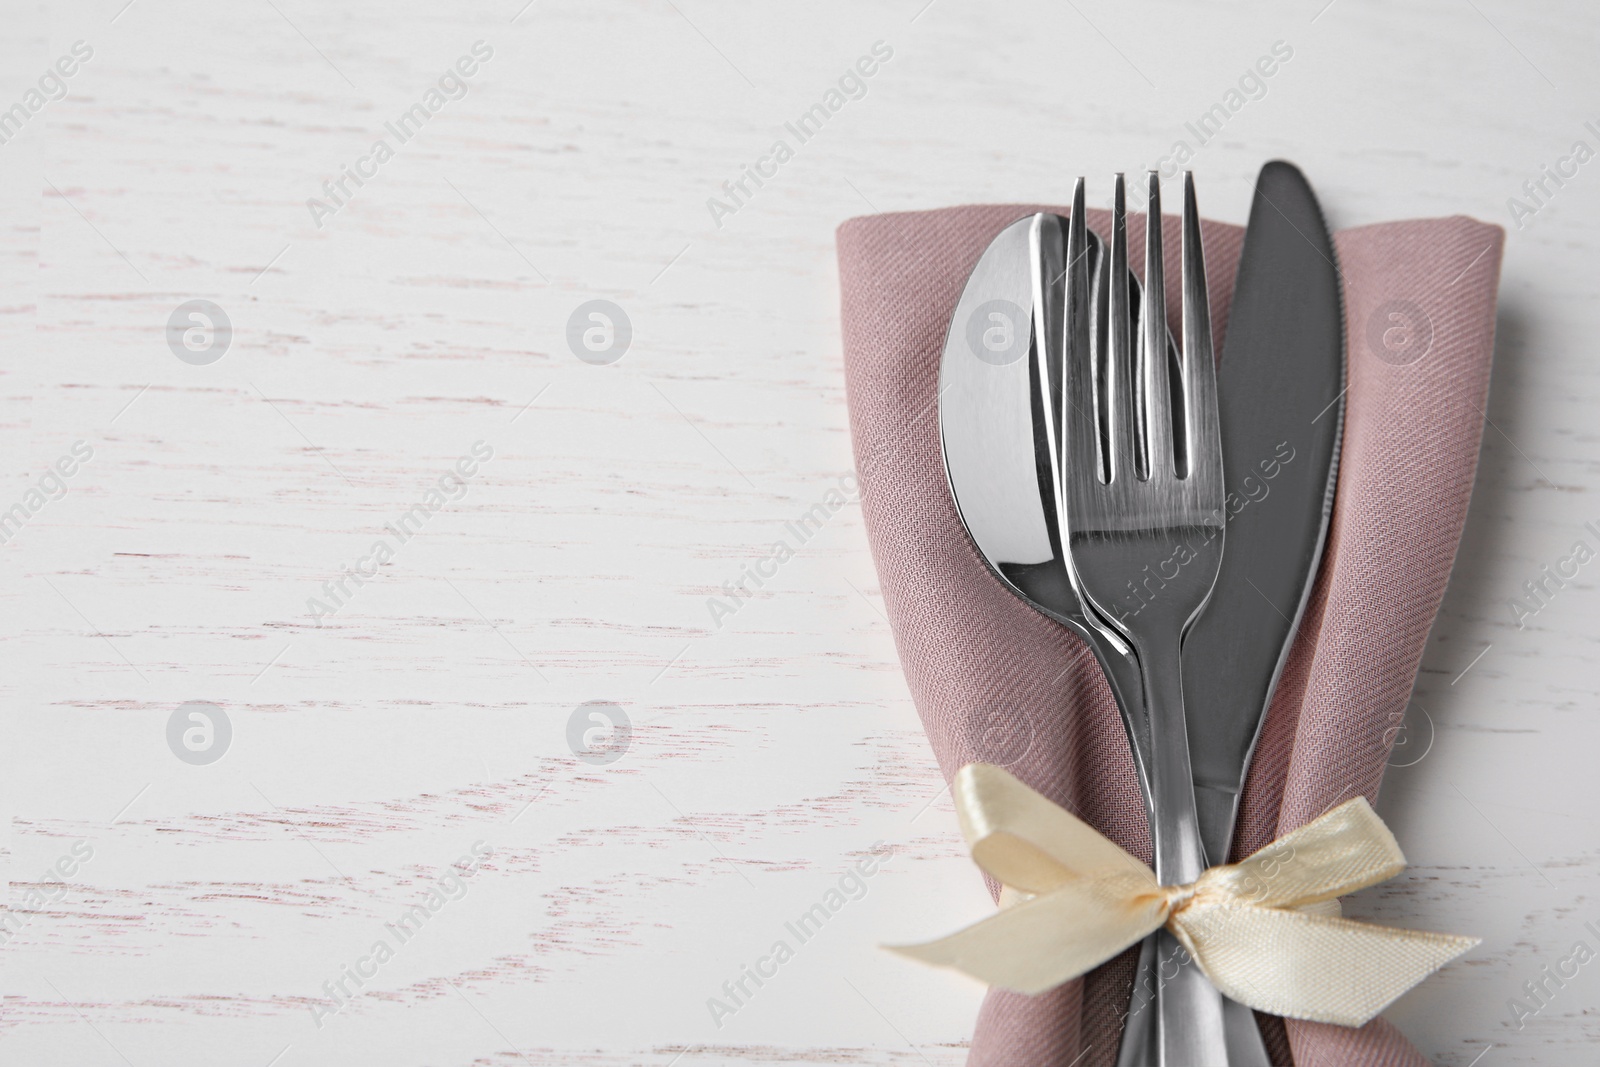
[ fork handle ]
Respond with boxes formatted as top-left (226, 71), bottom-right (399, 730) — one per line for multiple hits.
top-left (1119, 945), bottom-right (1273, 1067)
top-left (1139, 629), bottom-right (1206, 884)
top-left (1136, 628), bottom-right (1229, 1066)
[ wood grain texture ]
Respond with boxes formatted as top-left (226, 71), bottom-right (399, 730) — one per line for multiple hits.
top-left (2, 0), bottom-right (1597, 1063)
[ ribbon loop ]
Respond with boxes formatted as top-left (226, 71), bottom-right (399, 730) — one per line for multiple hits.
top-left (1198, 795), bottom-right (1406, 911)
top-left (890, 765), bottom-right (1478, 1028)
top-left (957, 763), bottom-right (1157, 896)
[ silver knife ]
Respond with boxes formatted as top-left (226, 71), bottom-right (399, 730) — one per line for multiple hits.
top-left (1116, 161), bottom-right (1346, 1066)
top-left (1186, 159), bottom-right (1345, 877)
top-left (1192, 160), bottom-right (1346, 1064)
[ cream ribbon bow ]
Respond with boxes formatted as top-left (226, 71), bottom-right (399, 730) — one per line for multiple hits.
top-left (890, 764), bottom-right (1478, 1027)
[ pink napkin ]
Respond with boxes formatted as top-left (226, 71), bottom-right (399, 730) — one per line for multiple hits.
top-left (838, 202), bottom-right (1502, 1066)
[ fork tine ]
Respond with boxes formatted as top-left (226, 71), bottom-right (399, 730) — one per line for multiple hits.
top-left (1063, 179), bottom-right (1103, 489)
top-left (1106, 173), bottom-right (1136, 485)
top-left (1030, 212), bottom-right (1067, 533)
top-left (1140, 171), bottom-right (1174, 482)
top-left (1181, 170), bottom-right (1221, 488)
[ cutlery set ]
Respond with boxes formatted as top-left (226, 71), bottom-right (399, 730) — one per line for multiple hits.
top-left (939, 162), bottom-right (1345, 1066)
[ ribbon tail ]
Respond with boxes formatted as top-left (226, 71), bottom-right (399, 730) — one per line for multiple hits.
top-left (1174, 903), bottom-right (1479, 1027)
top-left (887, 876), bottom-right (1164, 996)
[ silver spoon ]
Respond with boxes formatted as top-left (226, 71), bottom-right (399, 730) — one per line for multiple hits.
top-left (939, 210), bottom-right (1152, 798)
top-left (939, 210), bottom-right (1173, 1062)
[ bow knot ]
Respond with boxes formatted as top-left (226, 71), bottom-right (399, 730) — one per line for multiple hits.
top-left (1160, 883), bottom-right (1198, 915)
top-left (890, 764), bottom-right (1478, 1028)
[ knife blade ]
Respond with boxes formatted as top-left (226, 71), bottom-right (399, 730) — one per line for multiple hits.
top-left (1116, 161), bottom-right (1347, 1067)
top-left (1183, 160), bottom-right (1345, 870)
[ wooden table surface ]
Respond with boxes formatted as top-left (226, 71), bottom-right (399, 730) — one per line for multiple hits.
top-left (4, 1), bottom-right (1598, 1063)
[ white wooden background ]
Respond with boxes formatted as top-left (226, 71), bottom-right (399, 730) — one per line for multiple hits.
top-left (3, 0), bottom-right (1597, 1064)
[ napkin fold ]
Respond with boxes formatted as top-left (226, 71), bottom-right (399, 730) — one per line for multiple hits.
top-left (837, 202), bottom-right (1502, 1067)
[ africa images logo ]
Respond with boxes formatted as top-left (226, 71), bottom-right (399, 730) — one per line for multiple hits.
top-left (306, 441), bottom-right (494, 624)
top-left (705, 41), bottom-right (893, 229)
top-left (305, 41), bottom-right (494, 229)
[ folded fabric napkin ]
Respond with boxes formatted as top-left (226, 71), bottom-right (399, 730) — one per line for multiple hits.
top-left (837, 202), bottom-right (1503, 1066)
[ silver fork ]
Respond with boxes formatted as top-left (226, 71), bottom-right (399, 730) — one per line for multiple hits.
top-left (1060, 171), bottom-right (1229, 1066)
